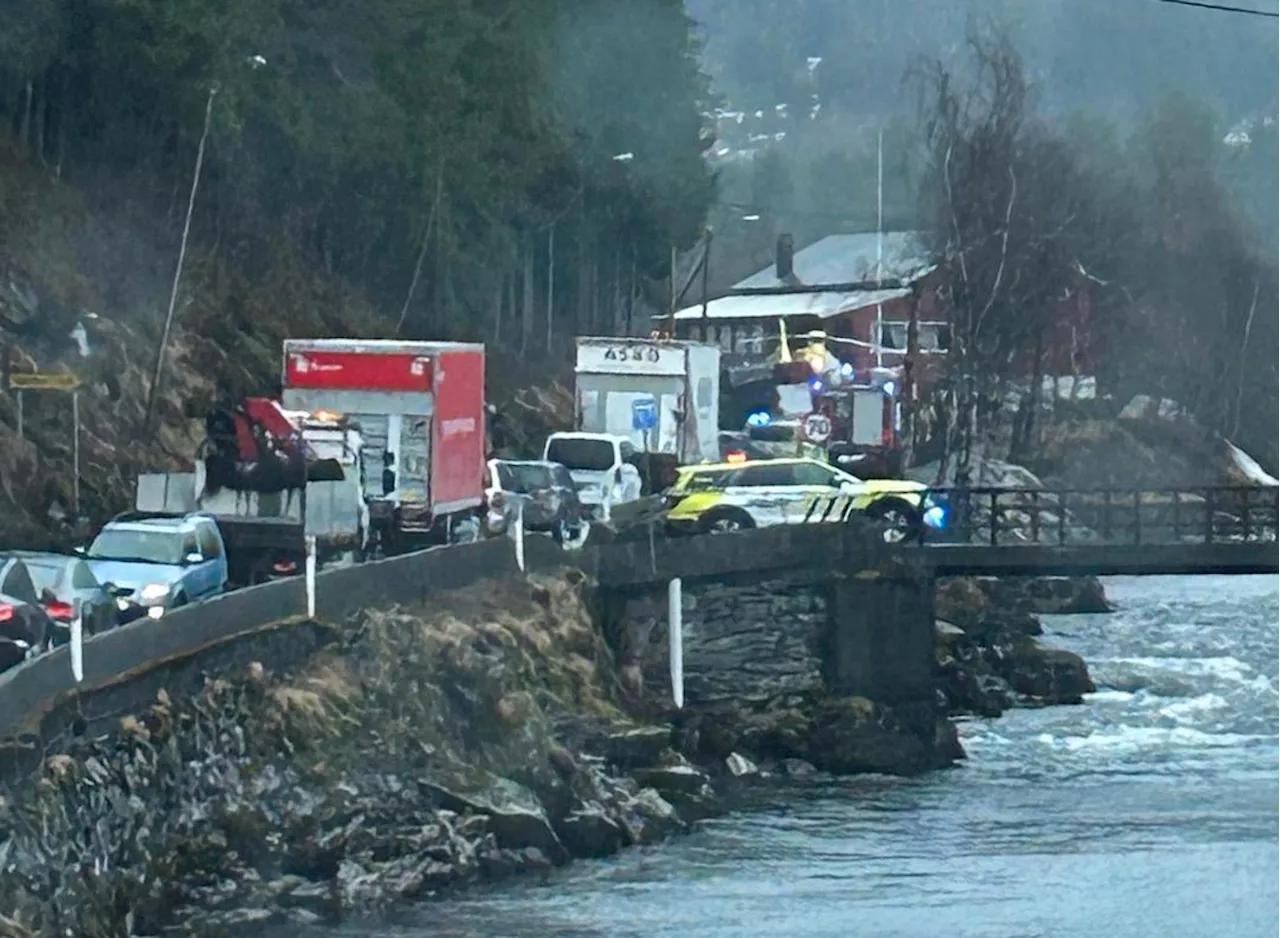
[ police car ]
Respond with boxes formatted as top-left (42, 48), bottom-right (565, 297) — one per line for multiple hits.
top-left (663, 457), bottom-right (946, 543)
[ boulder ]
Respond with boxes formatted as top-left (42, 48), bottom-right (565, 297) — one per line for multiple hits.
top-left (975, 576), bottom-right (1112, 615)
top-left (807, 697), bottom-right (955, 776)
top-left (725, 752), bottom-right (759, 777)
top-left (1003, 641), bottom-right (1095, 704)
top-left (554, 802), bottom-right (627, 859)
top-left (594, 726), bottom-right (673, 769)
top-left (617, 788), bottom-right (686, 845)
top-left (418, 772), bottom-right (567, 865)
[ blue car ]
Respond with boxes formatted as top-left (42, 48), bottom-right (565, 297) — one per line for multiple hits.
top-left (81, 513), bottom-right (228, 623)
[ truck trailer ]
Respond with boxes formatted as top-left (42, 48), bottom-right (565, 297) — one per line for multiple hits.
top-left (281, 338), bottom-right (487, 550)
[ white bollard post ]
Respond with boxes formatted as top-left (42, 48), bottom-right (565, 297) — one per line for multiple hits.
top-left (305, 535), bottom-right (317, 619)
top-left (513, 502), bottom-right (526, 572)
top-left (69, 600), bottom-right (84, 683)
top-left (668, 577), bottom-right (684, 709)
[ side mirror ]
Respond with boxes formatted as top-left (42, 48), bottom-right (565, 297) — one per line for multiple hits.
top-left (39, 587), bottom-right (57, 604)
top-left (103, 582), bottom-right (120, 596)
top-left (73, 545), bottom-right (86, 555)
top-left (184, 552), bottom-right (204, 566)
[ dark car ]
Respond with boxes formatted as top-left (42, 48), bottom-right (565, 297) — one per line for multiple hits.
top-left (0, 557), bottom-right (54, 670)
top-left (7, 550), bottom-right (119, 640)
top-left (483, 459), bottom-right (587, 545)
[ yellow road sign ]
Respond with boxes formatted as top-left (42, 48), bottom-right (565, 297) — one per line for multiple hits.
top-left (7, 372), bottom-right (81, 391)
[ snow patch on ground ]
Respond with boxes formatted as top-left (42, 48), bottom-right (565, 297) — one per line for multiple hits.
top-left (1227, 443), bottom-right (1279, 487)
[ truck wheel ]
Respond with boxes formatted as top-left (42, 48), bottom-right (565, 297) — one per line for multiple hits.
top-left (699, 506), bottom-right (756, 534)
top-left (863, 498), bottom-right (922, 544)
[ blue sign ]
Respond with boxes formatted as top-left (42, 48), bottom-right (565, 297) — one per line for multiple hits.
top-left (631, 395), bottom-right (658, 431)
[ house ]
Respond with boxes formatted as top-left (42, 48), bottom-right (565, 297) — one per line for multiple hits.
top-left (671, 231), bottom-right (950, 386)
top-left (671, 229), bottom-right (1097, 390)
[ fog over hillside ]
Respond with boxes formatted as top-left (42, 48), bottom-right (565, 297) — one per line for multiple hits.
top-left (688, 0), bottom-right (1277, 124)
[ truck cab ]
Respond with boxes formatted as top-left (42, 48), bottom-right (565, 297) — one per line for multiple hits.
top-left (542, 432), bottom-right (642, 520)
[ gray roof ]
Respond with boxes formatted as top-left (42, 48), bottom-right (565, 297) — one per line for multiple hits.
top-left (672, 287), bottom-right (910, 321)
top-left (735, 231), bottom-right (935, 289)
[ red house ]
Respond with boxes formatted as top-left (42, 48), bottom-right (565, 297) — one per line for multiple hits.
top-left (672, 230), bottom-right (1097, 392)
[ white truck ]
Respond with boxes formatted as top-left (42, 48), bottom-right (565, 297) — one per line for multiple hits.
top-left (573, 337), bottom-right (721, 465)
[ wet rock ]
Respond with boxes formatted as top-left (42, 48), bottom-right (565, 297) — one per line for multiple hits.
top-left (725, 752), bottom-right (758, 777)
top-left (631, 764), bottom-right (710, 797)
top-left (975, 576), bottom-right (1113, 615)
top-left (418, 773), bottom-right (567, 865)
top-left (554, 802), bottom-right (627, 858)
top-left (780, 758), bottom-right (818, 778)
top-left (1004, 641), bottom-right (1095, 704)
top-left (617, 788), bottom-right (686, 845)
top-left (595, 726), bottom-right (673, 769)
top-left (808, 697), bottom-right (954, 776)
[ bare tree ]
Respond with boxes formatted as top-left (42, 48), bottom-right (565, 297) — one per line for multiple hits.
top-left (913, 28), bottom-right (1095, 481)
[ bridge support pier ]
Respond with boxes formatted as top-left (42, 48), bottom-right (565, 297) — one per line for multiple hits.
top-left (823, 564), bottom-right (937, 706)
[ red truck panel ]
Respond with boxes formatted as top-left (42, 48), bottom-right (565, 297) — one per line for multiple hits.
top-left (284, 348), bottom-right (433, 391)
top-left (430, 347), bottom-right (486, 513)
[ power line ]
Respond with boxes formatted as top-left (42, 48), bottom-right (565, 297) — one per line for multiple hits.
top-left (1157, 0), bottom-right (1274, 16)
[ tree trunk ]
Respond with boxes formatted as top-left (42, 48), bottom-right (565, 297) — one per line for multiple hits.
top-left (545, 224), bottom-right (555, 351)
top-left (521, 232), bottom-right (535, 355)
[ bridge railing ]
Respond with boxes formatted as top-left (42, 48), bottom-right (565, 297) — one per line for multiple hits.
top-left (929, 485), bottom-right (1280, 548)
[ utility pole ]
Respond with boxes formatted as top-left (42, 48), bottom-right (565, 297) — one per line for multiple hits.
top-left (145, 81), bottom-right (218, 436)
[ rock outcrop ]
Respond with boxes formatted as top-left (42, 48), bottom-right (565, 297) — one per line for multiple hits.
top-left (935, 575), bottom-right (1099, 717)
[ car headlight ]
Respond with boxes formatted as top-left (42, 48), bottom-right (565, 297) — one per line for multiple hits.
top-left (138, 583), bottom-right (171, 603)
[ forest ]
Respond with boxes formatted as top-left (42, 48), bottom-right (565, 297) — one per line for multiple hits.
top-left (0, 0), bottom-right (1276, 484)
top-left (1, 0), bottom-right (715, 370)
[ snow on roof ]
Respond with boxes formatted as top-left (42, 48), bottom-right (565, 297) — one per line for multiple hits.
top-left (671, 287), bottom-right (911, 322)
top-left (734, 231), bottom-right (936, 289)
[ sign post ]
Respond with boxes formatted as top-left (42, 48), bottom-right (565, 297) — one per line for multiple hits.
top-left (69, 600), bottom-right (85, 683)
top-left (4, 370), bottom-right (82, 510)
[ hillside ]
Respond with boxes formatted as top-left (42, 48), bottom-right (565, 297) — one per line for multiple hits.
top-left (0, 0), bottom-right (716, 546)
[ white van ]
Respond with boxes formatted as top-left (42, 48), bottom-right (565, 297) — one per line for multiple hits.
top-left (542, 432), bottom-right (643, 520)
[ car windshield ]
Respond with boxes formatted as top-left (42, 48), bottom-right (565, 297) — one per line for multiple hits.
top-left (546, 438), bottom-right (615, 472)
top-left (23, 561), bottom-right (64, 593)
top-left (497, 463), bottom-right (554, 493)
top-left (88, 528), bottom-right (185, 565)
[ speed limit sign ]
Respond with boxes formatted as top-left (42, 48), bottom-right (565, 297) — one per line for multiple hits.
top-left (802, 413), bottom-right (832, 444)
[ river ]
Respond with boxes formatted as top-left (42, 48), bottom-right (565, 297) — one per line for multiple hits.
top-left (294, 575), bottom-right (1280, 938)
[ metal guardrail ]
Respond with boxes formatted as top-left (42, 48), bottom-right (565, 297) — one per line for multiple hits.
top-left (928, 485), bottom-right (1280, 548)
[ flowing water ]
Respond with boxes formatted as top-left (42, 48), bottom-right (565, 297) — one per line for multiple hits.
top-left (304, 575), bottom-right (1280, 938)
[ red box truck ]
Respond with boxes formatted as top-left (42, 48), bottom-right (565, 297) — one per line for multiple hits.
top-left (281, 339), bottom-right (487, 548)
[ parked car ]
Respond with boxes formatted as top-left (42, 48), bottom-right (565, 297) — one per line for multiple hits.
top-left (6, 550), bottom-right (119, 640)
top-left (0, 557), bottom-right (55, 667)
top-left (663, 457), bottom-right (946, 543)
top-left (80, 512), bottom-right (229, 623)
top-left (542, 432), bottom-right (643, 520)
top-left (483, 459), bottom-right (588, 545)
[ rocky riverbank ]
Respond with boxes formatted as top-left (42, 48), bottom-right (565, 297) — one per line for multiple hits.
top-left (0, 570), bottom-right (726, 936)
top-left (0, 565), bottom-right (1106, 936)
top-left (935, 575), bottom-right (1104, 718)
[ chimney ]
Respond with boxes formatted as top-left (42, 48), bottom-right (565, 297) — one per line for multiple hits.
top-left (775, 233), bottom-right (795, 283)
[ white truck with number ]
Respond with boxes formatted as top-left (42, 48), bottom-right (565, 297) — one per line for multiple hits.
top-left (573, 337), bottom-right (721, 465)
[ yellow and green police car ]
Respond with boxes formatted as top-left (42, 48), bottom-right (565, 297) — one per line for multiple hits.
top-left (663, 457), bottom-right (944, 543)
